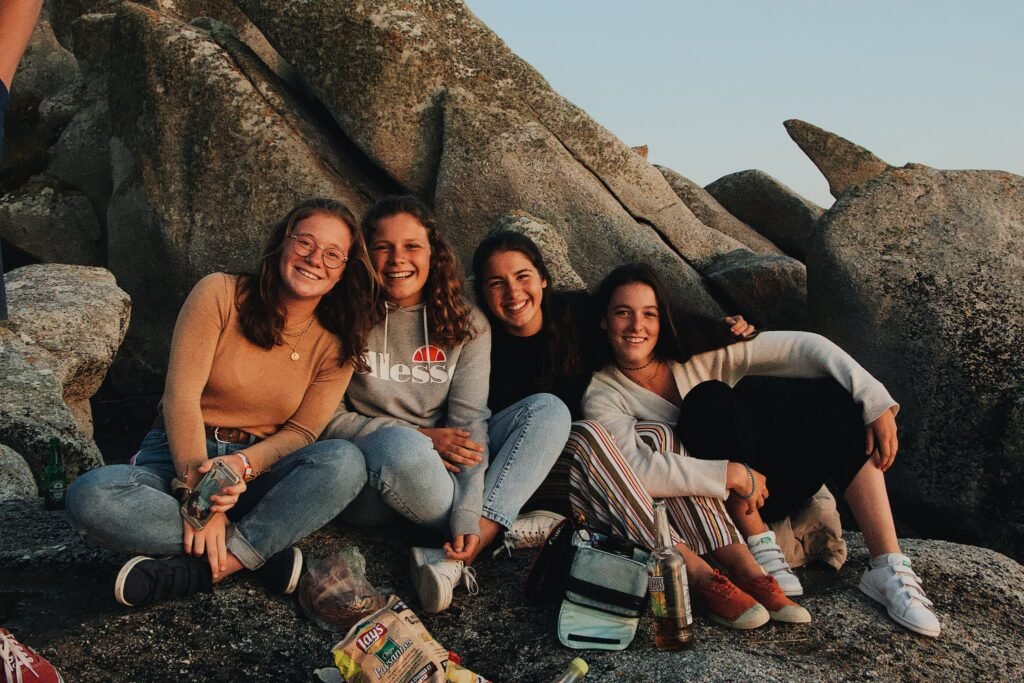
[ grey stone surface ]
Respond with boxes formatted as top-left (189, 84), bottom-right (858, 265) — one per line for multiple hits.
top-left (785, 119), bottom-right (891, 200)
top-left (488, 212), bottom-right (587, 292)
top-left (1, 498), bottom-right (1020, 682)
top-left (0, 177), bottom-right (105, 265)
top-left (0, 445), bottom-right (38, 499)
top-left (102, 2), bottom-right (389, 392)
top-left (703, 249), bottom-right (808, 330)
top-left (431, 90), bottom-right (720, 316)
top-left (706, 170), bottom-right (825, 261)
top-left (803, 145), bottom-right (1024, 558)
top-left (657, 164), bottom-right (784, 256)
top-left (234, 0), bottom-right (747, 273)
top-left (0, 264), bottom-right (129, 480)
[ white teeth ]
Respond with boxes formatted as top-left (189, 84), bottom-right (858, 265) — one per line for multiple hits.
top-left (624, 336), bottom-right (645, 343)
top-left (505, 301), bottom-right (527, 313)
top-left (296, 268), bottom-right (321, 281)
top-left (386, 272), bottom-right (413, 279)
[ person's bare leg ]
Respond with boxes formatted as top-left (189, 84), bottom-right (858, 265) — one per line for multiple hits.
top-left (677, 543), bottom-right (717, 585)
top-left (726, 494), bottom-right (769, 538)
top-left (844, 460), bottom-right (900, 556)
top-left (464, 517), bottom-right (503, 566)
top-left (711, 542), bottom-right (767, 581)
top-left (0, 0), bottom-right (45, 87)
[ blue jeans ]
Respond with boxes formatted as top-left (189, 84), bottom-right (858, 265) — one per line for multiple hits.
top-left (65, 429), bottom-right (367, 569)
top-left (343, 393), bottom-right (570, 531)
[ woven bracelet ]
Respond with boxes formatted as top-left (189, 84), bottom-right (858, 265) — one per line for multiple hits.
top-left (737, 462), bottom-right (756, 500)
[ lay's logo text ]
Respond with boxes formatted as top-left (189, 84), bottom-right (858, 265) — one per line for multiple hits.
top-left (355, 623), bottom-right (387, 653)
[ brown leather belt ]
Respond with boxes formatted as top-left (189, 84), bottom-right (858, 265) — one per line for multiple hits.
top-left (152, 413), bottom-right (260, 445)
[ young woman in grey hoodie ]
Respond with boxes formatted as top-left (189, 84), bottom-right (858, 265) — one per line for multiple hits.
top-left (323, 196), bottom-right (566, 614)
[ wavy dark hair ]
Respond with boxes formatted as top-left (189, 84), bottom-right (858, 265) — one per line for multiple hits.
top-left (362, 195), bottom-right (476, 348)
top-left (236, 198), bottom-right (376, 371)
top-left (472, 231), bottom-right (586, 382)
top-left (594, 263), bottom-right (746, 367)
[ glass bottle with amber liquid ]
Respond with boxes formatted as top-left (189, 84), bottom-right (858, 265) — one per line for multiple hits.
top-left (647, 499), bottom-right (695, 650)
top-left (43, 437), bottom-right (67, 510)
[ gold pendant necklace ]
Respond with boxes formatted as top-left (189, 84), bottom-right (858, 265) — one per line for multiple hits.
top-left (282, 316), bottom-right (314, 361)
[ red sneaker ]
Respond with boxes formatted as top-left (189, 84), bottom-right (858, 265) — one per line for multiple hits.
top-left (735, 574), bottom-right (812, 624)
top-left (695, 569), bottom-right (770, 630)
top-left (1, 628), bottom-right (65, 683)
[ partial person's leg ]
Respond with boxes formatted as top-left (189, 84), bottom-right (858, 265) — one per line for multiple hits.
top-left (473, 394), bottom-right (570, 560)
top-left (65, 429), bottom-right (183, 556)
top-left (357, 426), bottom-right (455, 531)
top-left (225, 439), bottom-right (368, 570)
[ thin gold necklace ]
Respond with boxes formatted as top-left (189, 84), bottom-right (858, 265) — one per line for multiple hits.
top-left (282, 317), bottom-right (314, 361)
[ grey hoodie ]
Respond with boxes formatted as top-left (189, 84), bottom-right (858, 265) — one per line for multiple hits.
top-left (323, 302), bottom-right (491, 538)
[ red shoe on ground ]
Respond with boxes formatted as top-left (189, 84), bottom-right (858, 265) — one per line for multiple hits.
top-left (695, 569), bottom-right (770, 630)
top-left (1, 628), bottom-right (65, 683)
top-left (735, 574), bottom-right (812, 624)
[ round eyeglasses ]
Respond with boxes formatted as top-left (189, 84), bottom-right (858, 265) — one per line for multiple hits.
top-left (288, 234), bottom-right (348, 269)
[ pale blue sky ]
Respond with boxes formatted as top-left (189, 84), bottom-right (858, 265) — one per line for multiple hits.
top-left (465, 1), bottom-right (1024, 208)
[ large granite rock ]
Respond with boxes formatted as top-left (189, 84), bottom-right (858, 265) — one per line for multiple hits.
top-left (233, 0), bottom-right (752, 310)
top-left (796, 123), bottom-right (1024, 558)
top-left (657, 164), bottom-right (784, 256)
top-left (703, 250), bottom-right (808, 330)
top-left (0, 264), bottom-right (129, 483)
top-left (102, 3), bottom-right (390, 392)
top-left (0, 177), bottom-right (105, 265)
top-left (1, 497), bottom-right (1021, 682)
top-left (785, 119), bottom-right (891, 200)
top-left (0, 445), bottom-right (37, 499)
top-left (706, 169), bottom-right (825, 261)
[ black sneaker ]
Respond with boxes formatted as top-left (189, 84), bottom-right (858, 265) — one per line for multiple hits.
top-left (114, 555), bottom-right (213, 607)
top-left (256, 547), bottom-right (303, 595)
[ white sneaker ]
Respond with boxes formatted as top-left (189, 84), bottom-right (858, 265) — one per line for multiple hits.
top-left (859, 553), bottom-right (940, 637)
top-left (747, 530), bottom-right (803, 597)
top-left (493, 510), bottom-right (566, 559)
top-left (409, 547), bottom-right (479, 614)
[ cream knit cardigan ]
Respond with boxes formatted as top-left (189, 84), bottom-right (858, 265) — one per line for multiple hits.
top-left (581, 331), bottom-right (898, 500)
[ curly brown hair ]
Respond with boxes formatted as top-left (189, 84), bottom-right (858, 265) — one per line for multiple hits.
top-left (362, 195), bottom-right (476, 348)
top-left (236, 198), bottom-right (376, 371)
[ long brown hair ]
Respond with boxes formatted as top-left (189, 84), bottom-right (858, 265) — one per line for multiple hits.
top-left (593, 263), bottom-right (746, 367)
top-left (362, 195), bottom-right (476, 348)
top-left (472, 231), bottom-right (586, 381)
top-left (236, 198), bottom-right (376, 370)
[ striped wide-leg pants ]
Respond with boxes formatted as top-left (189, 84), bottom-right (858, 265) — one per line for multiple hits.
top-left (564, 420), bottom-right (742, 555)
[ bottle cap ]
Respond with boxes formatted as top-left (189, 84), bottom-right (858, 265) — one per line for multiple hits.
top-left (570, 658), bottom-right (588, 676)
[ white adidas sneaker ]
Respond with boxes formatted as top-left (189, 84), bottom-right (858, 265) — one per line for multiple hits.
top-left (859, 553), bottom-right (940, 637)
top-left (493, 510), bottom-right (566, 559)
top-left (409, 546), bottom-right (478, 614)
top-left (747, 530), bottom-right (804, 597)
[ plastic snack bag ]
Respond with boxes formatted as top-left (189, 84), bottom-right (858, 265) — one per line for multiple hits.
top-left (332, 596), bottom-right (449, 682)
top-left (300, 548), bottom-right (388, 632)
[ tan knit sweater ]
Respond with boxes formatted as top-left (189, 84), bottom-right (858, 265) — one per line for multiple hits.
top-left (162, 273), bottom-right (352, 483)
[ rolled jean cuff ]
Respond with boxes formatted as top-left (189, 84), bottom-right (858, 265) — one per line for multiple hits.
top-left (482, 507), bottom-right (512, 530)
top-left (226, 526), bottom-right (264, 570)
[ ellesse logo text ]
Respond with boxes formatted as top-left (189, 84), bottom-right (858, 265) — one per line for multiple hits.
top-left (362, 346), bottom-right (450, 384)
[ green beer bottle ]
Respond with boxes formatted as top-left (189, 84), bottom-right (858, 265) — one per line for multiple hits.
top-left (43, 437), bottom-right (67, 510)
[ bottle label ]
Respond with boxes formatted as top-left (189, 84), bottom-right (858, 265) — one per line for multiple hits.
top-left (49, 481), bottom-right (65, 501)
top-left (648, 576), bottom-right (665, 593)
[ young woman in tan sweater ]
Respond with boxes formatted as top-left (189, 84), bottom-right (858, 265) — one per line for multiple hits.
top-left (66, 198), bottom-right (376, 608)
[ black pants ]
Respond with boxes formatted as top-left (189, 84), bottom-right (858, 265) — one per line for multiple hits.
top-left (675, 378), bottom-right (870, 523)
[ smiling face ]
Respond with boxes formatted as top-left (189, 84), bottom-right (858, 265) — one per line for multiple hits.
top-left (278, 213), bottom-right (352, 305)
top-left (369, 212), bottom-right (431, 307)
top-left (481, 249), bottom-right (548, 337)
top-left (602, 282), bottom-right (661, 368)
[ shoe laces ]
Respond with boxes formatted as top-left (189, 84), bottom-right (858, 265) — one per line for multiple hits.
top-left (1, 630), bottom-right (39, 683)
top-left (701, 570), bottom-right (739, 600)
top-left (462, 566), bottom-right (480, 596)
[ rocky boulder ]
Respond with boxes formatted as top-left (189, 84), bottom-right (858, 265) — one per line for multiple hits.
top-left (0, 177), bottom-right (105, 265)
top-left (0, 444), bottom-right (37, 499)
top-left (795, 122), bottom-right (1024, 558)
top-left (703, 250), bottom-right (808, 330)
top-left (706, 169), bottom-right (825, 261)
top-left (102, 3), bottom-right (391, 392)
top-left (657, 164), bottom-right (784, 256)
top-left (233, 0), bottom-right (763, 306)
top-left (0, 264), bottom-right (129, 482)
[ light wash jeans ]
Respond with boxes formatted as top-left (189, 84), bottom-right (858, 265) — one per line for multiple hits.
top-left (343, 393), bottom-right (570, 531)
top-left (65, 429), bottom-right (367, 569)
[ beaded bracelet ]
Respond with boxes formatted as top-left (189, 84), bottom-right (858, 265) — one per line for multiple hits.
top-left (737, 462), bottom-right (756, 500)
